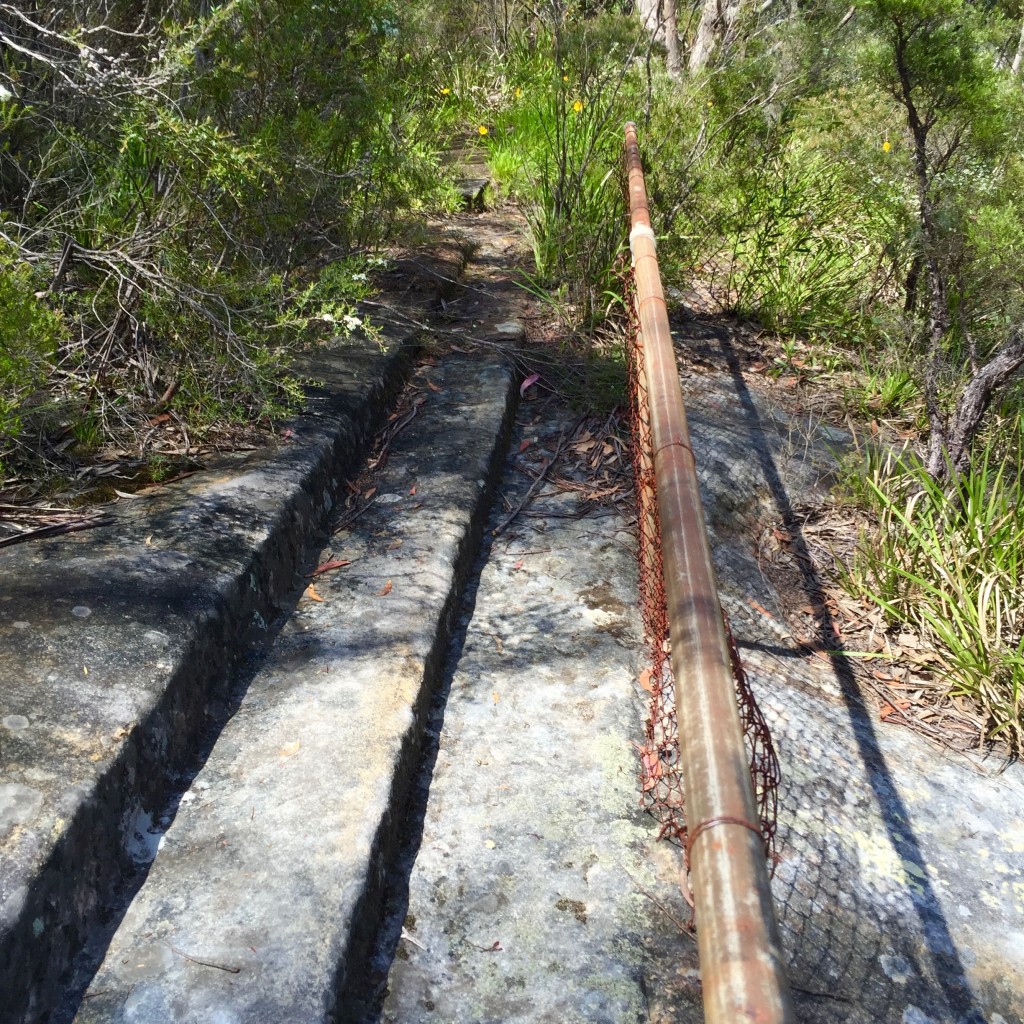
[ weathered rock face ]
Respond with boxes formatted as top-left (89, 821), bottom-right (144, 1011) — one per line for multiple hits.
top-left (0, 331), bottom-right (415, 1024)
top-left (72, 354), bottom-right (519, 1024)
top-left (674, 326), bottom-right (1024, 1024)
top-left (378, 402), bottom-right (699, 1024)
top-left (378, 313), bottom-right (1024, 1024)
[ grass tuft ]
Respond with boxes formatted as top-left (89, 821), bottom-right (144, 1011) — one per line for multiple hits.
top-left (842, 440), bottom-right (1024, 751)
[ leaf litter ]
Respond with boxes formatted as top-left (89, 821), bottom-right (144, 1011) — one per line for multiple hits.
top-left (501, 410), bottom-right (635, 530)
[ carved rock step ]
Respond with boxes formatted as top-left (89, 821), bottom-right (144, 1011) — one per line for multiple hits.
top-left (0, 330), bottom-right (413, 1024)
top-left (72, 354), bottom-right (516, 1024)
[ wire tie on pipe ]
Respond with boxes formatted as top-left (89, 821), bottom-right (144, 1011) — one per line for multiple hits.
top-left (653, 439), bottom-right (694, 460)
top-left (636, 293), bottom-right (667, 311)
top-left (685, 815), bottom-right (765, 861)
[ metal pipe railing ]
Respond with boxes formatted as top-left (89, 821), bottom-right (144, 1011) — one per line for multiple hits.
top-left (624, 121), bottom-right (795, 1024)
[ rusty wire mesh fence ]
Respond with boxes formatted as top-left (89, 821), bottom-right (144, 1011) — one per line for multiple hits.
top-left (622, 264), bottom-right (781, 881)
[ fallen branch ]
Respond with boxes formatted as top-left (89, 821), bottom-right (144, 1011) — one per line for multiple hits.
top-left (0, 515), bottom-right (113, 549)
top-left (492, 421), bottom-right (583, 537)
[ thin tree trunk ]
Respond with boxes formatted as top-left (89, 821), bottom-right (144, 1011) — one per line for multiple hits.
top-left (664, 0), bottom-right (683, 79)
top-left (1012, 17), bottom-right (1024, 75)
top-left (946, 329), bottom-right (1024, 476)
top-left (689, 0), bottom-right (721, 73)
top-left (688, 0), bottom-right (744, 74)
top-left (921, 224), bottom-right (950, 479)
top-left (880, 14), bottom-right (1023, 484)
top-left (903, 254), bottom-right (921, 315)
top-left (635, 0), bottom-right (663, 41)
top-left (892, 26), bottom-right (954, 478)
top-left (892, 26), bottom-right (1023, 481)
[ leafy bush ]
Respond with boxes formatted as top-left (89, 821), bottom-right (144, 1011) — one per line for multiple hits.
top-left (646, 53), bottom-right (910, 351)
top-left (0, 0), bottom-right (459, 480)
top-left (0, 250), bottom-right (66, 460)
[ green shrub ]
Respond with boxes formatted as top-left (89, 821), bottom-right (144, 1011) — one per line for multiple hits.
top-left (0, 0), bottom-right (467, 480)
top-left (0, 251), bottom-right (66, 458)
top-left (481, 15), bottom-right (649, 327)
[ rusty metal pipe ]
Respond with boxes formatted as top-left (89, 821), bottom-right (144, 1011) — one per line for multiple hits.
top-left (624, 121), bottom-right (795, 1024)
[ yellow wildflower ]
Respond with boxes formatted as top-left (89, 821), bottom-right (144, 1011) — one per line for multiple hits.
top-left (478, 125), bottom-right (489, 136)
top-left (515, 87), bottom-right (522, 99)
top-left (440, 87), bottom-right (451, 95)
top-left (562, 74), bottom-right (569, 82)
top-left (572, 100), bottom-right (583, 113)
top-left (883, 139), bottom-right (891, 152)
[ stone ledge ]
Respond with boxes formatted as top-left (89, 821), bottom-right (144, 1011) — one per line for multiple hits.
top-left (71, 354), bottom-right (517, 1023)
top-left (0, 329), bottom-right (415, 1024)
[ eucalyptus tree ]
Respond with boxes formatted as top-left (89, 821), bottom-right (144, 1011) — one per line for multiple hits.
top-left (860, 0), bottom-right (1024, 480)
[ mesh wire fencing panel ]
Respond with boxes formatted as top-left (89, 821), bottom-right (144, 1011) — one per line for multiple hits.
top-left (623, 264), bottom-right (781, 885)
